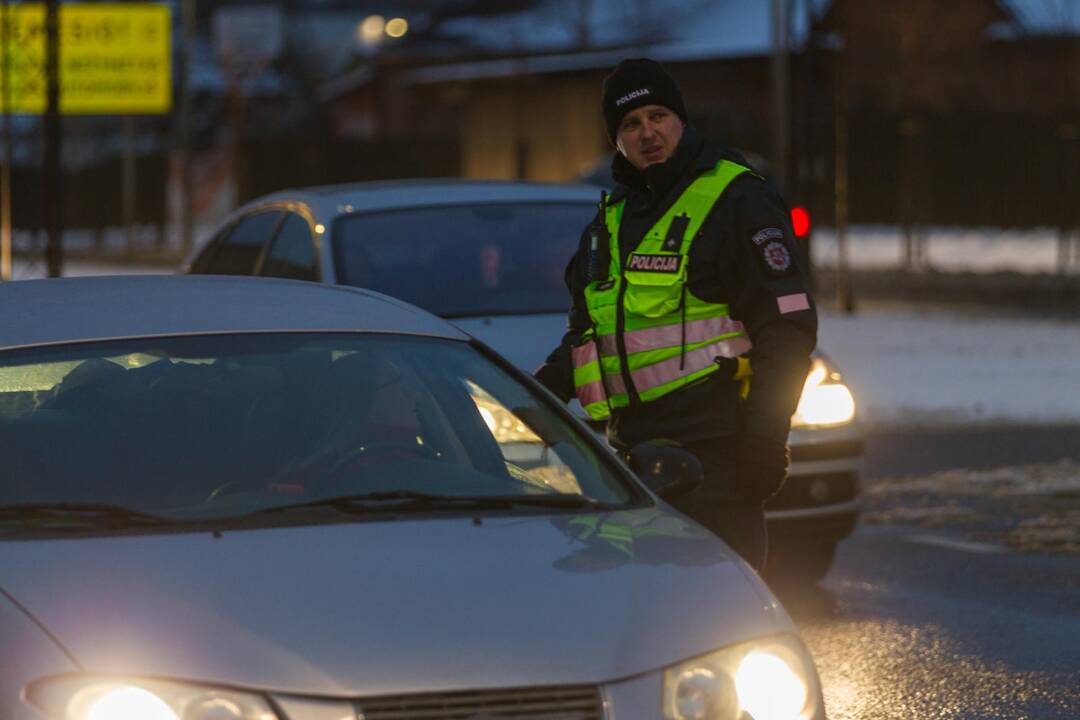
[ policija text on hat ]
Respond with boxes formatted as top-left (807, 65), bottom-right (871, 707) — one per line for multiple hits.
top-left (534, 59), bottom-right (817, 571)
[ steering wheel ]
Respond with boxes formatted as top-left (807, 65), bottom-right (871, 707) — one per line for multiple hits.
top-left (321, 438), bottom-right (442, 482)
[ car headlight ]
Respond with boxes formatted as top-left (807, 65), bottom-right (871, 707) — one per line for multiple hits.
top-left (662, 635), bottom-right (821, 720)
top-left (27, 676), bottom-right (279, 720)
top-left (791, 357), bottom-right (856, 428)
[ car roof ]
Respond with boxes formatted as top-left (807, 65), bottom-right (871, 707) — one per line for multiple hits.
top-left (0, 275), bottom-right (469, 352)
top-left (243, 179), bottom-right (601, 220)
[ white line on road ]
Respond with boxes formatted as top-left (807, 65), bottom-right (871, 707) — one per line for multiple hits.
top-left (905, 534), bottom-right (1010, 555)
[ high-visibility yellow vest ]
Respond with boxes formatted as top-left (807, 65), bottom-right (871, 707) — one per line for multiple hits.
top-left (573, 160), bottom-right (754, 420)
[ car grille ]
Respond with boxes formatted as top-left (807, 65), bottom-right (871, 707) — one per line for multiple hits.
top-left (356, 685), bottom-right (604, 720)
top-left (765, 471), bottom-right (858, 511)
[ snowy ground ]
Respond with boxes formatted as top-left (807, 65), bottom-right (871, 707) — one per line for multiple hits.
top-left (812, 225), bottom-right (1080, 275)
top-left (11, 222), bottom-right (1080, 276)
top-left (11, 258), bottom-right (173, 279)
top-left (819, 304), bottom-right (1080, 428)
top-left (863, 459), bottom-right (1080, 556)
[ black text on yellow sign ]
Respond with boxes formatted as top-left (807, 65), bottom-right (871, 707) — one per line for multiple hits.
top-left (0, 3), bottom-right (171, 115)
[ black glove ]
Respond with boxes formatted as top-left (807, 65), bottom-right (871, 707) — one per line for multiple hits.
top-left (734, 435), bottom-right (790, 505)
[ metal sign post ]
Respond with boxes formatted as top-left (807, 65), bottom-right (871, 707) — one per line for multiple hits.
top-left (178, 0), bottom-right (195, 257)
top-left (0, 0), bottom-right (11, 281)
top-left (123, 115), bottom-right (136, 253)
top-left (44, 0), bottom-right (61, 277)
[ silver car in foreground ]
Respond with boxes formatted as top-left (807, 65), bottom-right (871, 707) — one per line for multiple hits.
top-left (186, 180), bottom-right (861, 582)
top-left (1, 276), bottom-right (824, 720)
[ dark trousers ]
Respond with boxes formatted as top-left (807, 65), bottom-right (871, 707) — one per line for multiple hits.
top-left (668, 439), bottom-right (768, 571)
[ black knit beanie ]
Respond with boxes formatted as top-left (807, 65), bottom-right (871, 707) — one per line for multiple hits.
top-left (601, 58), bottom-right (688, 143)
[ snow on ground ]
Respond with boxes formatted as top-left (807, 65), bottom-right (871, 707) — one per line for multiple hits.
top-left (863, 459), bottom-right (1080, 555)
top-left (12, 259), bottom-right (172, 279)
top-left (818, 304), bottom-right (1080, 428)
top-left (812, 226), bottom-right (1080, 275)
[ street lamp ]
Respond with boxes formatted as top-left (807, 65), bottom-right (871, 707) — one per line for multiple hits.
top-left (386, 16), bottom-right (406, 37)
top-left (357, 14), bottom-right (408, 48)
top-left (358, 14), bottom-right (385, 46)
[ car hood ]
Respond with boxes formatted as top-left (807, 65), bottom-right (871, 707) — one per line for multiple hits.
top-left (0, 507), bottom-right (785, 696)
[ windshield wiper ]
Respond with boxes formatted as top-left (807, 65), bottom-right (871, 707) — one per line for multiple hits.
top-left (252, 490), bottom-right (612, 517)
top-left (0, 502), bottom-right (177, 529)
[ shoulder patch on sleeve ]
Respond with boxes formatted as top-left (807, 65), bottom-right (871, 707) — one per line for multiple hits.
top-left (751, 227), bottom-right (785, 246)
top-left (747, 225), bottom-right (797, 276)
top-left (776, 292), bottom-right (810, 314)
top-left (761, 240), bottom-right (792, 273)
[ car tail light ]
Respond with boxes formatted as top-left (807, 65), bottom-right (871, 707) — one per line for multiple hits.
top-left (791, 206), bottom-right (810, 239)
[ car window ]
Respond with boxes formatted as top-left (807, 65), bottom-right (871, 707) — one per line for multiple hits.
top-left (201, 211), bottom-right (283, 276)
top-left (188, 230), bottom-right (227, 274)
top-left (331, 202), bottom-right (594, 316)
top-left (260, 212), bottom-right (318, 281)
top-left (0, 334), bottom-right (635, 534)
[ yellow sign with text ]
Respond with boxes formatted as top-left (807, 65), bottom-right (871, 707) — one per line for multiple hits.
top-left (0, 3), bottom-right (171, 114)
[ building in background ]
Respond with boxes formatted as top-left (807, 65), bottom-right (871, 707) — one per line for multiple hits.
top-left (4, 0), bottom-right (1079, 266)
top-left (321, 0), bottom-right (1079, 236)
top-left (321, 1), bottom-right (808, 184)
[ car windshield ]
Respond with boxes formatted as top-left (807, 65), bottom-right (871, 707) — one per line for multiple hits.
top-left (331, 201), bottom-right (594, 316)
top-left (0, 333), bottom-right (636, 534)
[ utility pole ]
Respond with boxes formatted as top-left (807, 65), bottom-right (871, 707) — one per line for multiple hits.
top-left (834, 45), bottom-right (854, 314)
top-left (1, 0), bottom-right (12, 281)
top-left (771, 0), bottom-right (791, 194)
top-left (122, 116), bottom-right (136, 255)
top-left (179, 0), bottom-right (195, 258)
top-left (1059, 122), bottom-right (1078, 274)
top-left (43, 0), bottom-right (62, 277)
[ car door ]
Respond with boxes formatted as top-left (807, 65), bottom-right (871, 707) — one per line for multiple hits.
top-left (257, 211), bottom-right (320, 282)
top-left (190, 210), bottom-right (284, 276)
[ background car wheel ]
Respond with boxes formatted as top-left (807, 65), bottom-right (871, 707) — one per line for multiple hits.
top-left (764, 540), bottom-right (837, 586)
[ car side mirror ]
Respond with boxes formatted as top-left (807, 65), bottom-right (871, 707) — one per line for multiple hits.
top-left (626, 443), bottom-right (703, 500)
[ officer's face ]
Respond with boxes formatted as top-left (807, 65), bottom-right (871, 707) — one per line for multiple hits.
top-left (615, 104), bottom-right (685, 170)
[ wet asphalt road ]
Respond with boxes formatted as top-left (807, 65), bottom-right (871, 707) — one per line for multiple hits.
top-left (772, 427), bottom-right (1080, 719)
top-left (777, 526), bottom-right (1080, 719)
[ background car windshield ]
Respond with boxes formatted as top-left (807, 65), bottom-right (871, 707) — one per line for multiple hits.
top-left (332, 202), bottom-right (594, 316)
top-left (0, 333), bottom-right (633, 528)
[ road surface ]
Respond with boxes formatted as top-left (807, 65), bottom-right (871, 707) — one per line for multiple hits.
top-left (776, 426), bottom-right (1080, 719)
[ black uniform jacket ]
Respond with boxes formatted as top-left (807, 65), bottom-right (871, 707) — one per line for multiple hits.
top-left (535, 127), bottom-right (818, 451)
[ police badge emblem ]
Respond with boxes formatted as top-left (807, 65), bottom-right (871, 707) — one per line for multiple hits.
top-left (763, 241), bottom-right (792, 272)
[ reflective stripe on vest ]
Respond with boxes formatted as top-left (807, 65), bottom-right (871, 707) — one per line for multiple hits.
top-left (571, 339), bottom-right (607, 412)
top-left (573, 159), bottom-right (754, 421)
top-left (604, 335), bottom-right (753, 396)
top-left (597, 314), bottom-right (747, 356)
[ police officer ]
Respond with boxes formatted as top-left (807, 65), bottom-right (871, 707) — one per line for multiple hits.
top-left (534, 58), bottom-right (817, 571)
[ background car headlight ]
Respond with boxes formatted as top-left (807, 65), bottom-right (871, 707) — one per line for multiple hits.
top-left (791, 357), bottom-right (856, 428)
top-left (662, 635), bottom-right (821, 720)
top-left (27, 676), bottom-right (279, 720)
